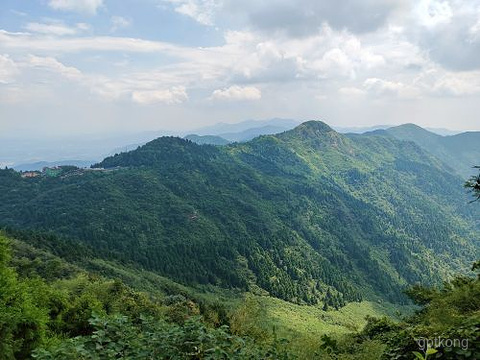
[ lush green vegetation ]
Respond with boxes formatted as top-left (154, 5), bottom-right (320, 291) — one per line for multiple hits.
top-left (2, 229), bottom-right (480, 359)
top-left (466, 166), bottom-right (480, 202)
top-left (184, 134), bottom-right (231, 145)
top-left (380, 123), bottom-right (480, 178)
top-left (1, 122), bottom-right (478, 308)
top-left (1, 122), bottom-right (480, 358)
top-left (0, 231), bottom-right (288, 359)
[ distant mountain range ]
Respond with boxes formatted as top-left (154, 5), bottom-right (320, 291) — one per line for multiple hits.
top-left (333, 125), bottom-right (461, 136)
top-left (185, 119), bottom-right (301, 145)
top-left (2, 118), bottom-right (476, 175)
top-left (184, 134), bottom-right (231, 146)
top-left (0, 119), bottom-right (300, 169)
top-left (369, 124), bottom-right (480, 177)
top-left (192, 118), bottom-right (300, 136)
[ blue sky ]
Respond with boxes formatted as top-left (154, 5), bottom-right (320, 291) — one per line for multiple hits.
top-left (1, 0), bottom-right (480, 137)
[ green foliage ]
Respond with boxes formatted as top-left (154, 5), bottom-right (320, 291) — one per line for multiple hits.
top-left (184, 134), bottom-right (231, 146)
top-left (465, 166), bottom-right (480, 202)
top-left (1, 122), bottom-right (478, 308)
top-left (352, 263), bottom-right (480, 360)
top-left (0, 233), bottom-right (49, 359)
top-left (33, 314), bottom-right (284, 360)
top-left (384, 124), bottom-right (480, 178)
top-left (0, 233), bottom-right (296, 359)
top-left (3, 230), bottom-right (480, 360)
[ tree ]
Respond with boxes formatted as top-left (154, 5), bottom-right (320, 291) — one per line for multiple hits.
top-left (465, 166), bottom-right (480, 202)
top-left (0, 234), bottom-right (48, 360)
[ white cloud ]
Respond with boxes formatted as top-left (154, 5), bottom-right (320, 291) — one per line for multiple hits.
top-left (24, 22), bottom-right (90, 36)
top-left (110, 16), bottom-right (132, 33)
top-left (0, 55), bottom-right (19, 84)
top-left (415, 68), bottom-right (480, 96)
top-left (406, 1), bottom-right (480, 70)
top-left (163, 0), bottom-right (220, 25)
top-left (338, 87), bottom-right (366, 97)
top-left (0, 54), bottom-right (189, 105)
top-left (363, 77), bottom-right (420, 99)
top-left (0, 30), bottom-right (174, 53)
top-left (76, 23), bottom-right (92, 32)
top-left (48, 0), bottom-right (104, 15)
top-left (27, 55), bottom-right (83, 81)
top-left (211, 85), bottom-right (262, 101)
top-left (469, 15), bottom-right (480, 42)
top-left (131, 87), bottom-right (188, 105)
top-left (414, 0), bottom-right (453, 29)
top-left (310, 48), bottom-right (355, 79)
top-left (0, 55), bottom-right (86, 104)
top-left (10, 10), bottom-right (28, 17)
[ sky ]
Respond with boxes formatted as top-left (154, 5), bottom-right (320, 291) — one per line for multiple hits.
top-left (1, 0), bottom-right (480, 137)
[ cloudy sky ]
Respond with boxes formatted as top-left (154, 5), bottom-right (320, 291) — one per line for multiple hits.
top-left (1, 0), bottom-right (480, 136)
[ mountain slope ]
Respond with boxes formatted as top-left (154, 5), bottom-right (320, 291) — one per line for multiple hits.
top-left (0, 121), bottom-right (478, 307)
top-left (381, 124), bottom-right (480, 177)
top-left (184, 134), bottom-right (231, 145)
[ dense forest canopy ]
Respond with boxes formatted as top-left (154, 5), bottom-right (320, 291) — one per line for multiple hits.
top-left (466, 166), bottom-right (480, 202)
top-left (1, 121), bottom-right (479, 308)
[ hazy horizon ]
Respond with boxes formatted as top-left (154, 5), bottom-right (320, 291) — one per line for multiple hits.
top-left (0, 117), bottom-right (473, 169)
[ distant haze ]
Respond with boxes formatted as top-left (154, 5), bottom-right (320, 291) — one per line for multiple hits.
top-left (2, 118), bottom-right (478, 170)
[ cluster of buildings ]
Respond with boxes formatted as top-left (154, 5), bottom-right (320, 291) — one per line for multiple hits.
top-left (20, 166), bottom-right (112, 179)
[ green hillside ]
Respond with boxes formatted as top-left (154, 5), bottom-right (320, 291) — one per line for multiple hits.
top-left (184, 134), bottom-right (231, 146)
top-left (0, 121), bottom-right (478, 309)
top-left (0, 229), bottom-right (418, 360)
top-left (382, 124), bottom-right (480, 177)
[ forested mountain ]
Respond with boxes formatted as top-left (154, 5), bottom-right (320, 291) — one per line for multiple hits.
top-left (1, 121), bottom-right (478, 309)
top-left (184, 134), bottom-right (231, 145)
top-left (375, 124), bottom-right (480, 177)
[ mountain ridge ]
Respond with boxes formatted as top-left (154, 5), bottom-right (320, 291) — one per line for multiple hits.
top-left (375, 124), bottom-right (480, 177)
top-left (1, 121), bottom-right (478, 308)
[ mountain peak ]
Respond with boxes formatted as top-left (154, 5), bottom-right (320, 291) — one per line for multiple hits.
top-left (297, 120), bottom-right (335, 133)
top-left (272, 120), bottom-right (354, 153)
top-left (388, 123), bottom-right (440, 137)
top-left (280, 120), bottom-right (336, 139)
top-left (394, 123), bottom-right (424, 130)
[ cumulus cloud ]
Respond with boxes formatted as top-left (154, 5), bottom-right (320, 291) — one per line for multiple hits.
top-left (162, 0), bottom-right (403, 34)
top-left (110, 16), bottom-right (131, 32)
top-left (211, 85), bottom-right (262, 101)
top-left (48, 0), bottom-right (104, 15)
top-left (363, 77), bottom-right (419, 99)
top-left (414, 68), bottom-right (480, 96)
top-left (0, 53), bottom-right (192, 106)
top-left (3, 0), bottom-right (480, 117)
top-left (27, 55), bottom-right (83, 81)
top-left (0, 55), bottom-right (19, 84)
top-left (229, 0), bottom-right (403, 36)
top-left (220, 25), bottom-right (387, 84)
top-left (131, 87), bottom-right (188, 105)
top-left (408, 0), bottom-right (480, 71)
top-left (414, 0), bottom-right (453, 28)
top-left (0, 55), bottom-right (86, 104)
top-left (159, 0), bottom-right (480, 74)
top-left (162, 0), bottom-right (220, 25)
